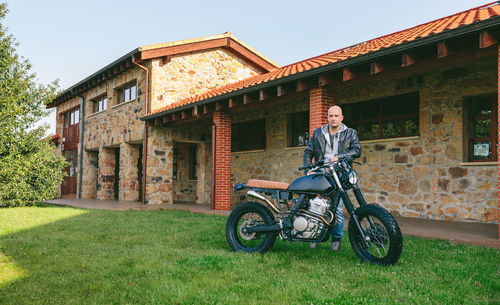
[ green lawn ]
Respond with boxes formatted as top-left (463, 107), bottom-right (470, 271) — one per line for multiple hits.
top-left (0, 206), bottom-right (498, 305)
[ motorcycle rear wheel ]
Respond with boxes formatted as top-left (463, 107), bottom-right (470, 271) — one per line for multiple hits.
top-left (348, 204), bottom-right (403, 265)
top-left (226, 202), bottom-right (277, 253)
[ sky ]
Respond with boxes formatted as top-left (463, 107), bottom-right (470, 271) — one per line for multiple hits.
top-left (3, 0), bottom-right (490, 135)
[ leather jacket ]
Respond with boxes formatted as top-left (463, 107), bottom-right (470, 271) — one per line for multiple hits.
top-left (303, 123), bottom-right (361, 168)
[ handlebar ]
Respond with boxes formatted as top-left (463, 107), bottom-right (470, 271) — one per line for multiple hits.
top-left (299, 157), bottom-right (358, 171)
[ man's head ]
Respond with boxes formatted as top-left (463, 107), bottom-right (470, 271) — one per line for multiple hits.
top-left (328, 105), bottom-right (344, 130)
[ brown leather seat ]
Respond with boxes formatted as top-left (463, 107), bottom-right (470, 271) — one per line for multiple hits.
top-left (246, 179), bottom-right (289, 190)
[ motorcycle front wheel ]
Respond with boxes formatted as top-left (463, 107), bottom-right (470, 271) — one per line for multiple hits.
top-left (348, 204), bottom-right (403, 265)
top-left (226, 202), bottom-right (277, 253)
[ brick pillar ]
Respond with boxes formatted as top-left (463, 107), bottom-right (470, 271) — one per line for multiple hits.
top-left (497, 44), bottom-right (499, 239)
top-left (309, 87), bottom-right (335, 137)
top-left (213, 111), bottom-right (231, 210)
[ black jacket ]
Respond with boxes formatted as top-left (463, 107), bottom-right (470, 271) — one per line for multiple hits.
top-left (303, 124), bottom-right (361, 168)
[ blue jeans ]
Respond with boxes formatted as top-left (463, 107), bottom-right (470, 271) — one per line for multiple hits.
top-left (331, 199), bottom-right (344, 241)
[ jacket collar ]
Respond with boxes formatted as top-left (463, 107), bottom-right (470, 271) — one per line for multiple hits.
top-left (321, 123), bottom-right (347, 146)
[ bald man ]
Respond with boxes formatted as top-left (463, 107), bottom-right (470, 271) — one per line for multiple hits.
top-left (303, 105), bottom-right (361, 251)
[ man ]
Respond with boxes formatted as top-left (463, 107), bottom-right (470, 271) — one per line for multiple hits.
top-left (303, 105), bottom-right (361, 251)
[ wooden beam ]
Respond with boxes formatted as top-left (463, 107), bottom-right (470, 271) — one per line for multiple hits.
top-left (342, 68), bottom-right (355, 81)
top-left (215, 101), bottom-right (222, 111)
top-left (259, 90), bottom-right (269, 101)
top-left (181, 110), bottom-right (190, 119)
top-left (162, 115), bottom-right (171, 123)
top-left (437, 41), bottom-right (452, 58)
top-left (203, 105), bottom-right (209, 114)
top-left (370, 62), bottom-right (384, 75)
top-left (277, 85), bottom-right (285, 97)
top-left (243, 94), bottom-right (254, 104)
top-left (402, 52), bottom-right (416, 67)
top-left (227, 39), bottom-right (278, 72)
top-left (229, 97), bottom-right (241, 108)
top-left (318, 75), bottom-right (331, 86)
top-left (162, 56), bottom-right (171, 64)
top-left (297, 80), bottom-right (307, 92)
top-left (193, 105), bottom-right (198, 116)
top-left (479, 31), bottom-right (497, 49)
top-left (171, 112), bottom-right (179, 121)
top-left (141, 38), bottom-right (227, 60)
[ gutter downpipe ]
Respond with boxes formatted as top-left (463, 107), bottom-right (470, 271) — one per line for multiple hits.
top-left (132, 56), bottom-right (149, 205)
top-left (211, 123), bottom-right (216, 210)
top-left (71, 90), bottom-right (85, 199)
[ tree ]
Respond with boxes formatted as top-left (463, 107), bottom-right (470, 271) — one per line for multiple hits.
top-left (0, 3), bottom-right (66, 207)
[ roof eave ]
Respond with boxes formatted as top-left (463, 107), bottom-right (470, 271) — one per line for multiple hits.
top-left (141, 16), bottom-right (500, 121)
top-left (48, 48), bottom-right (141, 108)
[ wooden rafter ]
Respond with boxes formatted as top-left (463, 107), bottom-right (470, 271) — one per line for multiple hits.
top-left (342, 68), bottom-right (355, 81)
top-left (297, 80), bottom-right (307, 92)
top-left (479, 31), bottom-right (497, 49)
top-left (402, 52), bottom-right (416, 67)
top-left (370, 62), bottom-right (384, 74)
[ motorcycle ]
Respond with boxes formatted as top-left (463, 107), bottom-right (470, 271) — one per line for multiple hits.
top-left (226, 156), bottom-right (403, 265)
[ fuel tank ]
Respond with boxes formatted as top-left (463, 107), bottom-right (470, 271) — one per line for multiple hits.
top-left (287, 174), bottom-right (334, 194)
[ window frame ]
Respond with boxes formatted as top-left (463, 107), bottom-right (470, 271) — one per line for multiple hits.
top-left (466, 94), bottom-right (498, 162)
top-left (231, 119), bottom-right (266, 152)
top-left (287, 111), bottom-right (309, 147)
top-left (343, 92), bottom-right (420, 141)
top-left (117, 82), bottom-right (137, 104)
top-left (92, 95), bottom-right (108, 113)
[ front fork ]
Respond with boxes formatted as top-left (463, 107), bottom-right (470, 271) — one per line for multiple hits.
top-left (340, 188), bottom-right (371, 248)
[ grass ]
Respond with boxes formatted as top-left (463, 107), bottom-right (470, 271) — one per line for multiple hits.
top-left (0, 205), bottom-right (498, 305)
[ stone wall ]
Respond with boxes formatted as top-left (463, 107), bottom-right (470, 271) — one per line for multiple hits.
top-left (230, 95), bottom-right (309, 206)
top-left (229, 58), bottom-right (497, 223)
top-left (172, 142), bottom-right (197, 203)
top-left (150, 49), bottom-right (261, 111)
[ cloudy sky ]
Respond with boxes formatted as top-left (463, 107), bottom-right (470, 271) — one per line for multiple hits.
top-left (3, 0), bottom-right (489, 135)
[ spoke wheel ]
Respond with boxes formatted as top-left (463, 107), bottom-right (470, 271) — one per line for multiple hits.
top-left (226, 202), bottom-right (277, 253)
top-left (348, 204), bottom-right (403, 265)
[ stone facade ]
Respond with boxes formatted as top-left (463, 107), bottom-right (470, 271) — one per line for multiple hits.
top-left (229, 58), bottom-right (497, 223)
top-left (55, 43), bottom-right (266, 204)
top-left (150, 49), bottom-right (261, 111)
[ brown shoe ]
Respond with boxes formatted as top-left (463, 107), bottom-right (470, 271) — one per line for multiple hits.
top-left (310, 242), bottom-right (318, 249)
top-left (331, 240), bottom-right (341, 251)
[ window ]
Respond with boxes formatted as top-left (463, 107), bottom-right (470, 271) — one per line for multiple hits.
top-left (118, 83), bottom-right (137, 103)
top-left (64, 108), bottom-right (80, 127)
top-left (343, 92), bottom-right (419, 140)
top-left (467, 95), bottom-right (497, 161)
top-left (92, 96), bottom-right (107, 113)
top-left (172, 148), bottom-right (178, 180)
top-left (287, 111), bottom-right (309, 147)
top-left (231, 119), bottom-right (266, 152)
top-left (189, 145), bottom-right (197, 180)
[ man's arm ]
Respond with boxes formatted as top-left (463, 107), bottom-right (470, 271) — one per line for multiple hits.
top-left (336, 129), bottom-right (361, 159)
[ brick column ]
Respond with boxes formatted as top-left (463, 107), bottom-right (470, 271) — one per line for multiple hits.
top-left (497, 45), bottom-right (499, 239)
top-left (309, 87), bottom-right (335, 137)
top-left (213, 111), bottom-right (231, 210)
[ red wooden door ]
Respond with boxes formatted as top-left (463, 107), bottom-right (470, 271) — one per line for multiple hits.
top-left (61, 108), bottom-right (80, 196)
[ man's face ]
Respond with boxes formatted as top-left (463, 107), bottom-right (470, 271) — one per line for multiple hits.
top-left (328, 106), bottom-right (343, 129)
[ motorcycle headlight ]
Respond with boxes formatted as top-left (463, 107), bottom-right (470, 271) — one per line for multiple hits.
top-left (348, 170), bottom-right (359, 185)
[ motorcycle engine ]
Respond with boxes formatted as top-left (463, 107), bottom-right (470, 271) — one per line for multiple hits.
top-left (291, 196), bottom-right (329, 239)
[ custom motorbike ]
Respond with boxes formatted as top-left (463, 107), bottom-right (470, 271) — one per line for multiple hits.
top-left (226, 157), bottom-right (403, 265)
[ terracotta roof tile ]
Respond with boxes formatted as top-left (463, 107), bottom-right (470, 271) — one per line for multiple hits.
top-left (146, 2), bottom-right (500, 118)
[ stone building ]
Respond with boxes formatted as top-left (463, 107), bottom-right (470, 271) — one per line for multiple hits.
top-left (48, 32), bottom-right (279, 203)
top-left (50, 4), bottom-right (500, 232)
